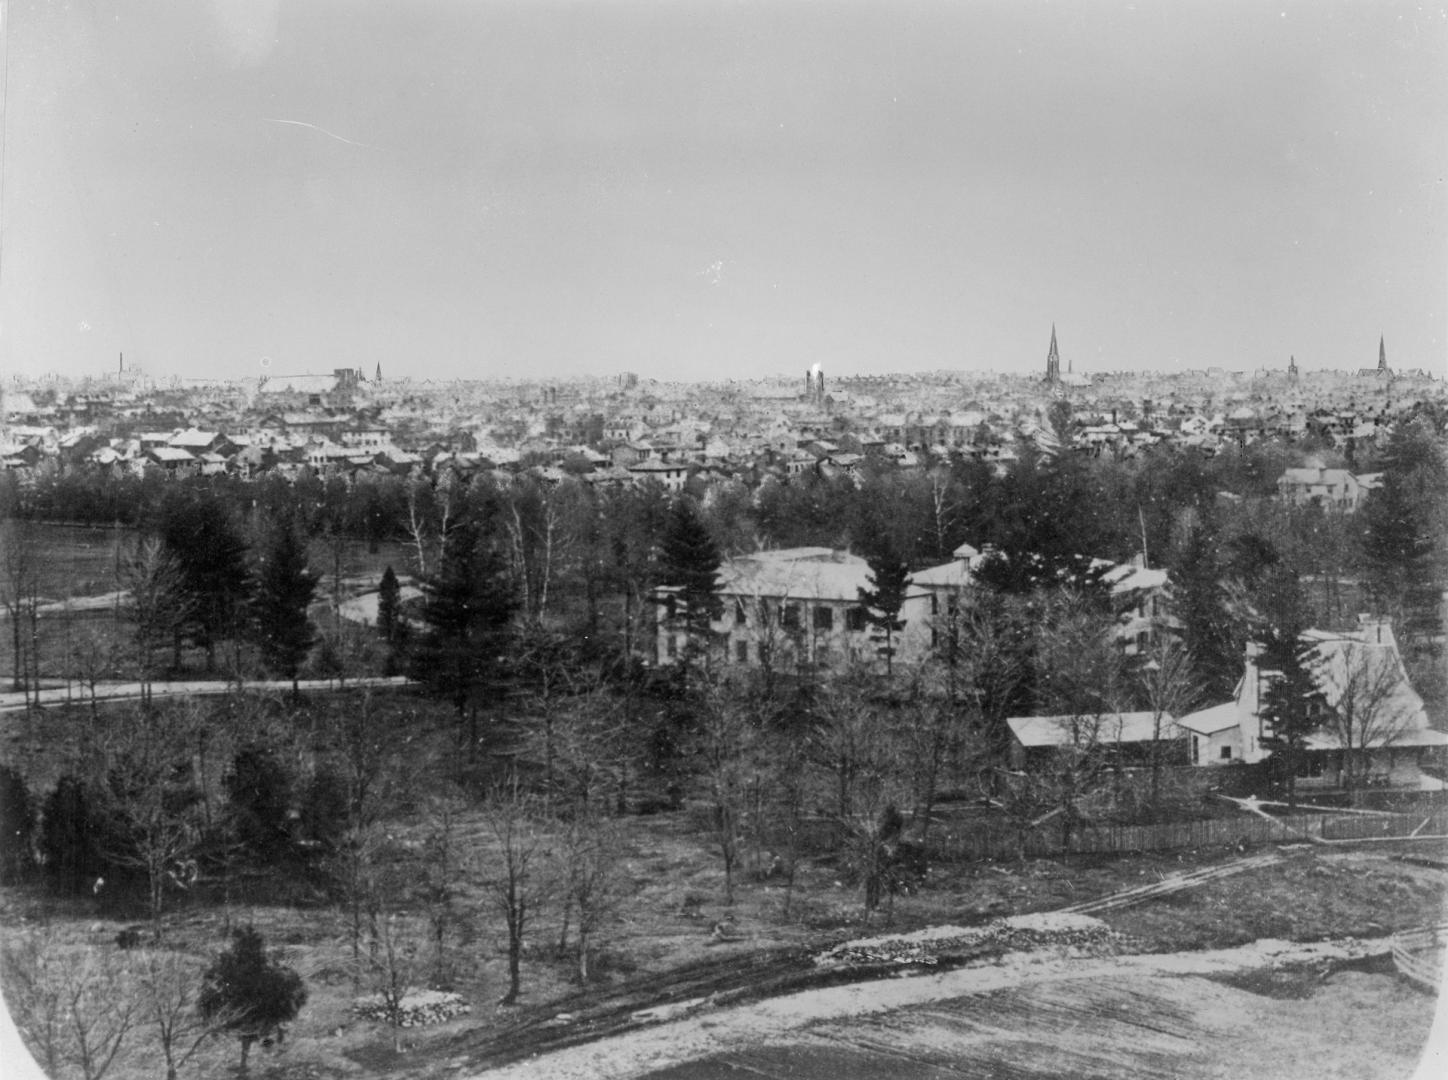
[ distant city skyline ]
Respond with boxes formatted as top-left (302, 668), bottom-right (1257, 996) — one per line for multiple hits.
top-left (1, 1), bottom-right (1444, 384)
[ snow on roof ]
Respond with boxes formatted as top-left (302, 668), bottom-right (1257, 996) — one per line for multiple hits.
top-left (1007, 711), bottom-right (1177, 747)
top-left (716, 547), bottom-right (915, 603)
top-left (1176, 701), bottom-right (1242, 735)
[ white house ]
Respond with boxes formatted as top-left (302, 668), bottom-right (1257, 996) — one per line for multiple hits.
top-left (1177, 617), bottom-right (1447, 789)
top-left (653, 547), bottom-right (933, 672)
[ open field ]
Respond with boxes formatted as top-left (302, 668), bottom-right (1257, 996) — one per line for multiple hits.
top-left (2, 797), bottom-right (1444, 1079)
top-left (1, 523), bottom-right (416, 685)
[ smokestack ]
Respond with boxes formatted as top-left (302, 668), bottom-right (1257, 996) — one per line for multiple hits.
top-left (119, 352), bottom-right (124, 373)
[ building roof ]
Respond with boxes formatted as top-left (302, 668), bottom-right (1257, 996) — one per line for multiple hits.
top-left (1176, 701), bottom-right (1243, 735)
top-left (1007, 711), bottom-right (1177, 748)
top-left (716, 547), bottom-right (918, 603)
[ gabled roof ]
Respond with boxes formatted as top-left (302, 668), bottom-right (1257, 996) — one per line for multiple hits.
top-left (1176, 701), bottom-right (1243, 735)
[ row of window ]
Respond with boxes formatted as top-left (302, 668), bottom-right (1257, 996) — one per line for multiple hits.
top-left (729, 599), bottom-right (869, 633)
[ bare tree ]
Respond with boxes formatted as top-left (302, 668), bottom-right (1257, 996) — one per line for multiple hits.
top-left (557, 814), bottom-right (625, 983)
top-left (695, 675), bottom-right (759, 906)
top-left (1031, 595), bottom-right (1130, 848)
top-left (1, 517), bottom-right (42, 700)
top-left (120, 537), bottom-right (192, 704)
top-left (1136, 637), bottom-right (1200, 816)
top-left (418, 790), bottom-right (467, 984)
top-left (95, 704), bottom-right (207, 931)
top-left (132, 947), bottom-right (233, 1080)
top-left (1321, 639), bottom-right (1418, 800)
top-left (1, 931), bottom-right (140, 1080)
top-left (482, 779), bottom-right (547, 1005)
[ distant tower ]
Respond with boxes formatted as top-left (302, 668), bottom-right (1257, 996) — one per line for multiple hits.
top-left (375, 362), bottom-right (382, 383)
top-left (1378, 336), bottom-right (1388, 376)
top-left (1288, 355), bottom-right (1299, 383)
top-left (1044, 325), bottom-right (1061, 385)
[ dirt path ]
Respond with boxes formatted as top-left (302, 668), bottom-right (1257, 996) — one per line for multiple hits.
top-left (463, 936), bottom-right (1431, 1080)
top-left (0, 675), bottom-right (412, 713)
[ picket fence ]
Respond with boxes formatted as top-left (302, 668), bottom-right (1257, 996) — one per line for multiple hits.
top-left (926, 807), bottom-right (1448, 862)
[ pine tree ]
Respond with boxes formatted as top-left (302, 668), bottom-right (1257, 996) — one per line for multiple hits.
top-left (656, 497), bottom-right (722, 678)
top-left (376, 565), bottom-right (401, 644)
top-left (1171, 521), bottom-right (1244, 700)
top-left (1253, 568), bottom-right (1320, 809)
top-left (198, 926), bottom-right (306, 1073)
top-left (412, 517), bottom-right (516, 723)
top-left (250, 520), bottom-right (319, 695)
top-left (1361, 418), bottom-right (1448, 647)
top-left (857, 537), bottom-right (912, 676)
top-left (0, 765), bottom-right (35, 884)
top-left (158, 493), bottom-right (251, 671)
top-left (39, 775), bottom-right (110, 896)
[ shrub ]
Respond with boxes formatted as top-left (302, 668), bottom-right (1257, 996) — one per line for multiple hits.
top-left (199, 926), bottom-right (307, 1072)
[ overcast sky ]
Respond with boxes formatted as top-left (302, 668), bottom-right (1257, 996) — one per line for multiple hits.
top-left (1, 0), bottom-right (1444, 384)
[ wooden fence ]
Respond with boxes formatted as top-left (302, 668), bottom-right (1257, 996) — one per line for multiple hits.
top-left (926, 807), bottom-right (1448, 862)
top-left (1391, 925), bottom-right (1447, 993)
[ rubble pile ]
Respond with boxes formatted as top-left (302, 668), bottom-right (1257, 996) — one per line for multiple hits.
top-left (816, 912), bottom-right (1125, 968)
top-left (353, 989), bottom-right (471, 1027)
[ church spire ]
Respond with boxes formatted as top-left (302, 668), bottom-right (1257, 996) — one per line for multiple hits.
top-left (1045, 324), bottom-right (1060, 384)
top-left (1378, 336), bottom-right (1387, 372)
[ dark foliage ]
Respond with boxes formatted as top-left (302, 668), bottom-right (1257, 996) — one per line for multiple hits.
top-left (0, 765), bottom-right (35, 884)
top-left (224, 747), bottom-right (295, 864)
top-left (857, 537), bottom-right (912, 674)
top-left (156, 491), bottom-right (252, 669)
top-left (199, 925), bottom-right (307, 1071)
top-left (1361, 419), bottom-right (1448, 645)
top-left (1253, 568), bottom-right (1322, 807)
top-left (377, 565), bottom-right (401, 643)
top-left (412, 516), bottom-right (517, 718)
top-left (39, 775), bottom-right (112, 895)
top-left (250, 518), bottom-right (320, 687)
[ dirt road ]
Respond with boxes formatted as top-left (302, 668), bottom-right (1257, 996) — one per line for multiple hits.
top-left (471, 937), bottom-right (1442, 1080)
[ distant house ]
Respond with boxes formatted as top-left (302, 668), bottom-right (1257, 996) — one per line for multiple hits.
top-left (1276, 467), bottom-right (1370, 512)
top-left (653, 546), bottom-right (932, 672)
top-left (628, 458), bottom-right (689, 492)
top-left (143, 446), bottom-right (200, 474)
top-left (1176, 617), bottom-right (1447, 789)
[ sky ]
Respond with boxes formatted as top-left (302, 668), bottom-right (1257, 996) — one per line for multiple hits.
top-left (1, 0), bottom-right (1445, 384)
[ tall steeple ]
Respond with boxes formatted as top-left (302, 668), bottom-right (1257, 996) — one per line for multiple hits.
top-left (1378, 336), bottom-right (1387, 373)
top-left (375, 361), bottom-right (383, 383)
top-left (1044, 325), bottom-right (1061, 384)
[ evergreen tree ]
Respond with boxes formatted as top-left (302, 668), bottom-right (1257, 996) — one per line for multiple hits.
top-left (250, 519), bottom-right (319, 694)
top-left (224, 746), bottom-right (295, 865)
top-left (198, 926), bottom-right (307, 1073)
top-left (412, 517), bottom-right (516, 722)
top-left (39, 775), bottom-right (110, 896)
top-left (0, 765), bottom-right (35, 884)
top-left (857, 537), bottom-right (912, 676)
top-left (1253, 568), bottom-right (1321, 809)
top-left (1361, 418), bottom-right (1448, 647)
top-left (1171, 520), bottom-right (1244, 700)
top-left (376, 565), bottom-right (401, 644)
top-left (157, 493), bottom-right (251, 671)
top-left (656, 497), bottom-right (722, 677)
